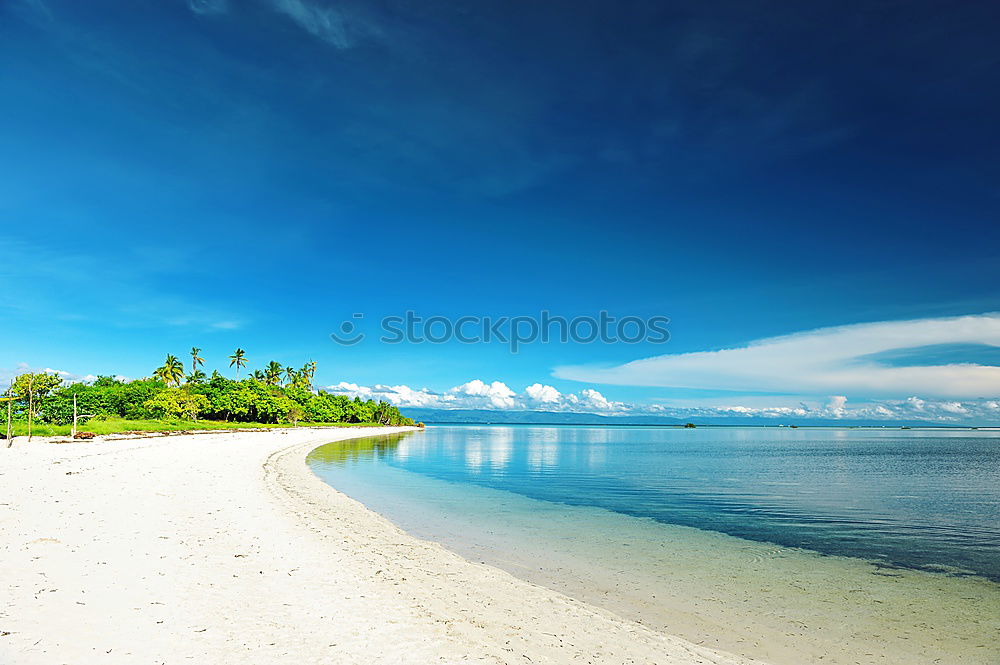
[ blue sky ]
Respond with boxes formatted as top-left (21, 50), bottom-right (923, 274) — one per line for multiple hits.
top-left (2, 0), bottom-right (999, 422)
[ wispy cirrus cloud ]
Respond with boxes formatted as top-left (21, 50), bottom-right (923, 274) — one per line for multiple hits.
top-left (10, 0), bottom-right (52, 21)
top-left (183, 0), bottom-right (383, 48)
top-left (267, 0), bottom-right (382, 49)
top-left (0, 236), bottom-right (247, 332)
top-left (187, 0), bottom-right (228, 16)
top-left (555, 314), bottom-right (1000, 399)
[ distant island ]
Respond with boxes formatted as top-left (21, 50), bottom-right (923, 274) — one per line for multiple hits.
top-left (403, 408), bottom-right (978, 428)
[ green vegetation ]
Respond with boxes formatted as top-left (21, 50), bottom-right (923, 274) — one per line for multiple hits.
top-left (153, 354), bottom-right (185, 387)
top-left (6, 418), bottom-right (391, 438)
top-left (2, 350), bottom-right (414, 439)
top-left (228, 348), bottom-right (247, 379)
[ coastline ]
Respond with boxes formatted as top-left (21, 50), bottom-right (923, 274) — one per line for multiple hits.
top-left (1, 428), bottom-right (761, 664)
top-left (307, 429), bottom-right (1000, 665)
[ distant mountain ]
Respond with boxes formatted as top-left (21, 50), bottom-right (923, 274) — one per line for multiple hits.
top-left (402, 408), bottom-right (982, 428)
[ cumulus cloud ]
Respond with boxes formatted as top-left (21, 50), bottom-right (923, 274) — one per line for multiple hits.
top-left (565, 388), bottom-right (627, 413)
top-left (323, 377), bottom-right (1000, 424)
top-left (524, 383), bottom-right (561, 404)
top-left (0, 363), bottom-right (129, 387)
top-left (555, 313), bottom-right (1000, 399)
top-left (325, 381), bottom-right (445, 408)
top-left (4, 363), bottom-right (988, 424)
top-left (448, 379), bottom-right (518, 409)
top-left (325, 379), bottom-right (627, 414)
top-left (643, 394), bottom-right (1000, 423)
top-left (827, 395), bottom-right (848, 418)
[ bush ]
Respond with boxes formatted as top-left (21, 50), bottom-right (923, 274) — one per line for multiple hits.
top-left (144, 390), bottom-right (211, 420)
top-left (15, 371), bottom-right (414, 428)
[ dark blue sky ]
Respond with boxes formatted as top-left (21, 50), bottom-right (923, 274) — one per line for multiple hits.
top-left (2, 0), bottom-right (999, 420)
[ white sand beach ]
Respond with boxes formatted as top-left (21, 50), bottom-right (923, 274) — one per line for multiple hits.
top-left (0, 428), bottom-right (762, 665)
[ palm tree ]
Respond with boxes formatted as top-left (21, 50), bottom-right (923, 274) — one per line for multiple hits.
top-left (190, 347), bottom-right (205, 375)
top-left (229, 348), bottom-right (247, 379)
top-left (187, 369), bottom-right (207, 384)
top-left (284, 366), bottom-right (297, 386)
top-left (264, 361), bottom-right (283, 386)
top-left (373, 401), bottom-right (392, 425)
top-left (155, 354), bottom-right (185, 387)
top-left (166, 355), bottom-right (185, 386)
top-left (300, 361), bottom-right (317, 390)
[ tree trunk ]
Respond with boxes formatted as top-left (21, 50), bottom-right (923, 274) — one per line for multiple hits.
top-left (27, 375), bottom-right (33, 442)
top-left (5, 385), bottom-right (12, 448)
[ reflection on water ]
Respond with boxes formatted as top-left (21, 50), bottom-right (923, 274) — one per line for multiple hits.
top-left (307, 426), bottom-right (1000, 665)
top-left (309, 425), bottom-right (1000, 581)
top-left (306, 432), bottom-right (408, 466)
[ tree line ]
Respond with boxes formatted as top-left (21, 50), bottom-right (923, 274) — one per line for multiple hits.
top-left (3, 348), bottom-right (415, 438)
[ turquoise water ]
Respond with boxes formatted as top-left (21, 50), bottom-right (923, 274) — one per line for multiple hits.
top-left (311, 425), bottom-right (1000, 580)
top-left (307, 426), bottom-right (1000, 664)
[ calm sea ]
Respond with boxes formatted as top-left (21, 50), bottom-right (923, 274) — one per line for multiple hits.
top-left (310, 425), bottom-right (1000, 579)
top-left (307, 425), bottom-right (1000, 664)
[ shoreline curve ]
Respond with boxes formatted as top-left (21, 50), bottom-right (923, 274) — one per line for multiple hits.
top-left (1, 427), bottom-right (762, 664)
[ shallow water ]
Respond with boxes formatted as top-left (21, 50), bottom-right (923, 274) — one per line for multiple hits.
top-left (307, 426), bottom-right (1000, 664)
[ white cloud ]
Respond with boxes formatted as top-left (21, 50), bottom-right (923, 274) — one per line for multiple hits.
top-left (325, 379), bottom-right (628, 414)
top-left (324, 377), bottom-right (1000, 424)
top-left (521, 384), bottom-right (627, 414)
top-left (448, 379), bottom-right (517, 410)
top-left (266, 0), bottom-right (382, 49)
top-left (326, 381), bottom-right (445, 408)
top-left (188, 0), bottom-right (228, 15)
top-left (0, 363), bottom-right (130, 387)
top-left (827, 395), bottom-right (847, 418)
top-left (643, 395), bottom-right (1000, 423)
top-left (555, 313), bottom-right (1000, 399)
top-left (0, 363), bottom-right (993, 423)
top-left (565, 388), bottom-right (627, 413)
top-left (525, 383), bottom-right (561, 404)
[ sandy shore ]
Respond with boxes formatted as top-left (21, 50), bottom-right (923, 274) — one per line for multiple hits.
top-left (0, 428), bottom-right (763, 665)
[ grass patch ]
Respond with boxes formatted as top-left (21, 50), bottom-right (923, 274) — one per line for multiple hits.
top-left (6, 419), bottom-right (397, 438)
